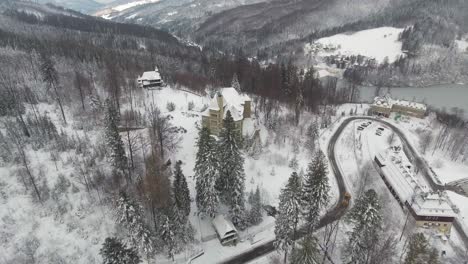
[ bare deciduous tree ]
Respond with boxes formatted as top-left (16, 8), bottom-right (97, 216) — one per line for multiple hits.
top-left (147, 106), bottom-right (182, 160)
top-left (4, 120), bottom-right (42, 203)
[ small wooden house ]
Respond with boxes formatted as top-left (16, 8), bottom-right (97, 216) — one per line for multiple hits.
top-left (212, 215), bottom-right (239, 246)
top-left (137, 67), bottom-right (163, 89)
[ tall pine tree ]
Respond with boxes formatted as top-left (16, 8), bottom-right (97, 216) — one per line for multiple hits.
top-left (274, 172), bottom-right (302, 263)
top-left (100, 237), bottom-right (141, 264)
top-left (160, 214), bottom-right (177, 261)
top-left (114, 191), bottom-right (154, 258)
top-left (40, 54), bottom-right (67, 124)
top-left (301, 150), bottom-right (330, 231)
top-left (105, 99), bottom-right (128, 177)
top-left (248, 186), bottom-right (263, 225)
top-left (173, 160), bottom-right (191, 222)
top-left (404, 233), bottom-right (439, 264)
top-left (231, 73), bottom-right (241, 92)
top-left (289, 235), bottom-right (320, 264)
top-left (217, 110), bottom-right (246, 228)
top-left (195, 127), bottom-right (219, 217)
top-left (343, 189), bottom-right (382, 264)
top-left (305, 121), bottom-right (318, 156)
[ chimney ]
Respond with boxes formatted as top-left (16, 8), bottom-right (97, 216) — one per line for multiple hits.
top-left (217, 92), bottom-right (224, 121)
top-left (243, 100), bottom-right (251, 119)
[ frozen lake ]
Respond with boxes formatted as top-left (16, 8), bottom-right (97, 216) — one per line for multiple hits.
top-left (357, 83), bottom-right (468, 115)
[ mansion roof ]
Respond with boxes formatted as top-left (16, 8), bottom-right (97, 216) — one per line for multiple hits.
top-left (203, 87), bottom-right (251, 121)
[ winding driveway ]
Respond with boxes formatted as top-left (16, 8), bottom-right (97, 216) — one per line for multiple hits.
top-left (220, 116), bottom-right (468, 264)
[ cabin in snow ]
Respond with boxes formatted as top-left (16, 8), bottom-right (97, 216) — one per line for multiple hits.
top-left (212, 215), bottom-right (239, 246)
top-left (202, 87), bottom-right (252, 138)
top-left (137, 67), bottom-right (163, 89)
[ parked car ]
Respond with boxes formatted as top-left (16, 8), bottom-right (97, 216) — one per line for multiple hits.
top-left (378, 127), bottom-right (384, 131)
top-left (357, 126), bottom-right (364, 131)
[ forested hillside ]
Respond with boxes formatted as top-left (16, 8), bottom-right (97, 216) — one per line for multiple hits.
top-left (96, 0), bottom-right (265, 38)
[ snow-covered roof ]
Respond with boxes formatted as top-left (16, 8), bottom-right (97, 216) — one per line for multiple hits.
top-left (378, 150), bottom-right (428, 203)
top-left (392, 99), bottom-right (427, 111)
top-left (372, 95), bottom-right (426, 111)
top-left (413, 193), bottom-right (457, 218)
top-left (317, 69), bottom-right (335, 78)
top-left (203, 87), bottom-right (251, 121)
top-left (377, 150), bottom-right (455, 219)
top-left (212, 215), bottom-right (237, 239)
top-left (138, 68), bottom-right (161, 81)
top-left (373, 96), bottom-right (392, 109)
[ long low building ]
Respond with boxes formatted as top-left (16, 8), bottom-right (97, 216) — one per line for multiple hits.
top-left (370, 94), bottom-right (427, 118)
top-left (374, 150), bottom-right (456, 236)
top-left (408, 193), bottom-right (457, 235)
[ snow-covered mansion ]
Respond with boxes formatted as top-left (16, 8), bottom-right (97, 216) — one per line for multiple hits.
top-left (202, 88), bottom-right (252, 138)
top-left (137, 67), bottom-right (163, 89)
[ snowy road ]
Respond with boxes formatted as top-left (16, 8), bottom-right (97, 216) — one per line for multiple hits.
top-left (221, 116), bottom-right (468, 263)
top-left (337, 117), bottom-right (468, 249)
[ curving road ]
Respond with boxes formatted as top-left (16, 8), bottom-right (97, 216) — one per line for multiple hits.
top-left (221, 118), bottom-right (352, 264)
top-left (221, 116), bottom-right (468, 264)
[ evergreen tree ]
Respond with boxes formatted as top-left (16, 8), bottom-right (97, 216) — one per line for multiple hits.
top-left (195, 127), bottom-right (219, 217)
top-left (274, 172), bottom-right (302, 263)
top-left (294, 87), bottom-right (304, 126)
top-left (289, 235), bottom-right (320, 264)
top-left (247, 132), bottom-right (263, 159)
top-left (343, 189), bottom-right (382, 264)
top-left (305, 122), bottom-right (318, 156)
top-left (404, 233), bottom-right (439, 264)
top-left (289, 156), bottom-right (299, 170)
top-left (231, 73), bottom-right (241, 92)
top-left (40, 54), bottom-right (67, 124)
top-left (427, 248), bottom-right (439, 264)
top-left (248, 186), bottom-right (263, 225)
top-left (217, 111), bottom-right (246, 228)
top-left (105, 99), bottom-right (128, 176)
top-left (100, 237), bottom-right (141, 264)
top-left (301, 151), bottom-right (330, 231)
top-left (161, 214), bottom-right (177, 261)
top-left (114, 191), bottom-right (154, 258)
top-left (173, 160), bottom-right (191, 222)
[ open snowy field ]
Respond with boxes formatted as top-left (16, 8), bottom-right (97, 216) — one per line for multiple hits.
top-left (312, 27), bottom-right (405, 63)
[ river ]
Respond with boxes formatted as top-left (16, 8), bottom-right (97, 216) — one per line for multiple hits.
top-left (356, 83), bottom-right (468, 115)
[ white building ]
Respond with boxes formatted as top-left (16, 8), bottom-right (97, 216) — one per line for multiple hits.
top-left (212, 215), bottom-right (239, 246)
top-left (137, 67), bottom-right (163, 89)
top-left (201, 88), bottom-right (252, 137)
top-left (374, 150), bottom-right (456, 235)
top-left (370, 94), bottom-right (427, 118)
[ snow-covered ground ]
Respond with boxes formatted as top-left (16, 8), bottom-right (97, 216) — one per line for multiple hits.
top-left (3, 83), bottom-right (467, 263)
top-left (0, 103), bottom-right (116, 263)
top-left (382, 113), bottom-right (468, 184)
top-left (134, 87), bottom-right (343, 263)
top-left (309, 27), bottom-right (405, 63)
top-left (113, 0), bottom-right (161, 12)
top-left (456, 38), bottom-right (468, 53)
top-left (334, 114), bottom-right (464, 259)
